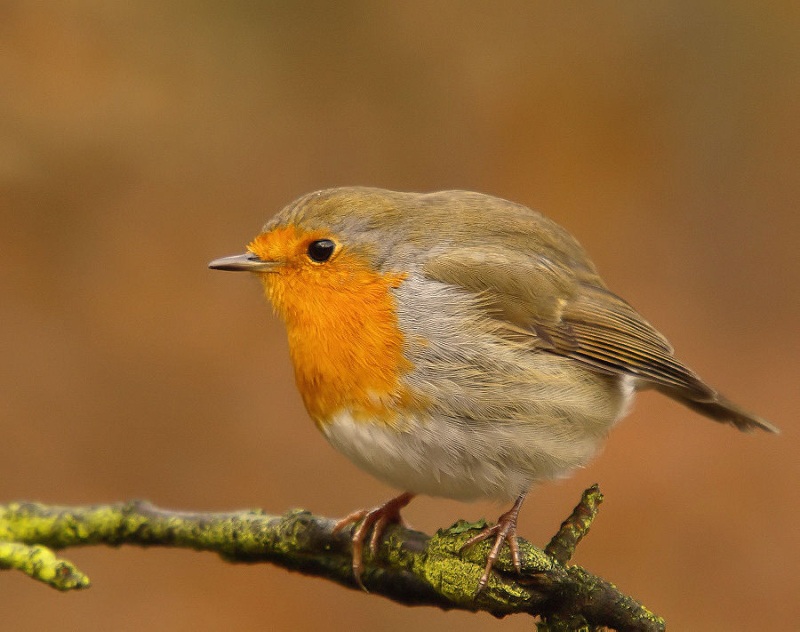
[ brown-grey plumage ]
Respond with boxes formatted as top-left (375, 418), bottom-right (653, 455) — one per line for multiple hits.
top-left (269, 186), bottom-right (778, 436)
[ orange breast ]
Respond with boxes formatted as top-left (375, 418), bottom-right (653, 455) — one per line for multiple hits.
top-left (248, 227), bottom-right (413, 427)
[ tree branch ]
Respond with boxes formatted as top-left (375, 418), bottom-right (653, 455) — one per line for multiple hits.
top-left (0, 486), bottom-right (664, 631)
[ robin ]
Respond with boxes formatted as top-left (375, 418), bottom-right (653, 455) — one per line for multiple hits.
top-left (209, 187), bottom-right (778, 592)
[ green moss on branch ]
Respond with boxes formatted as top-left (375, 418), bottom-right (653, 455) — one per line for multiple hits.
top-left (0, 489), bottom-right (664, 631)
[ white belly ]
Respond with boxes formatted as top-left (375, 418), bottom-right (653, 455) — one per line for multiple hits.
top-left (321, 402), bottom-right (627, 502)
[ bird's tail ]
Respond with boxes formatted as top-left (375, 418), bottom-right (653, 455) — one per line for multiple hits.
top-left (657, 386), bottom-right (779, 434)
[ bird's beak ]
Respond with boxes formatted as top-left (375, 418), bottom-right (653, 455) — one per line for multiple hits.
top-left (208, 253), bottom-right (280, 273)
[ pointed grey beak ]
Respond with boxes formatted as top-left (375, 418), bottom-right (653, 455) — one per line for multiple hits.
top-left (208, 253), bottom-right (279, 272)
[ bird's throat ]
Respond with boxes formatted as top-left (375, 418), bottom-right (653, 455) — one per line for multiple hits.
top-left (260, 260), bottom-right (412, 428)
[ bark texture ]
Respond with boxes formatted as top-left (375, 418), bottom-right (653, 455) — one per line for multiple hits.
top-left (0, 485), bottom-right (665, 631)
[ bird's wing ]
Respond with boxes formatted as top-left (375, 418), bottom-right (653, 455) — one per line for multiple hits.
top-left (423, 246), bottom-right (714, 400)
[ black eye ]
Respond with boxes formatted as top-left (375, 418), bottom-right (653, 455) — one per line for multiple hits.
top-left (307, 239), bottom-right (336, 263)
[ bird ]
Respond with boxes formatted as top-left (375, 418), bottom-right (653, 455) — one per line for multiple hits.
top-left (208, 186), bottom-right (778, 592)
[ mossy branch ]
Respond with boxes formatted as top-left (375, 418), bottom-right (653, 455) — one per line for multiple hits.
top-left (0, 485), bottom-right (664, 631)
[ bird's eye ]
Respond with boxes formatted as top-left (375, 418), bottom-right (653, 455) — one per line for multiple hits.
top-left (307, 239), bottom-right (336, 263)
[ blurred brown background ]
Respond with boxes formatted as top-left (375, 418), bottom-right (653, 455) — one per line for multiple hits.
top-left (1, 2), bottom-right (798, 630)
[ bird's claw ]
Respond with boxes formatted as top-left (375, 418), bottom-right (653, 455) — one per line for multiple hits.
top-left (332, 492), bottom-right (414, 591)
top-left (460, 495), bottom-right (526, 594)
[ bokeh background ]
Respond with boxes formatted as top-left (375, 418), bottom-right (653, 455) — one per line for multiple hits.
top-left (2, 2), bottom-right (798, 630)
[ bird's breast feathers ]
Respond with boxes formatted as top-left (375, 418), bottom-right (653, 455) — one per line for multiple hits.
top-left (320, 392), bottom-right (632, 502)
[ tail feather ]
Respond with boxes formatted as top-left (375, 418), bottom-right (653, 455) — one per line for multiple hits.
top-left (658, 386), bottom-right (779, 434)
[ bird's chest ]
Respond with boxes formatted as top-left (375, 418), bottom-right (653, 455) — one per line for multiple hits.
top-left (276, 271), bottom-right (413, 426)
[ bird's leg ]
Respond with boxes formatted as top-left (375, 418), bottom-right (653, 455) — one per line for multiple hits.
top-left (332, 492), bottom-right (415, 590)
top-left (460, 493), bottom-right (527, 593)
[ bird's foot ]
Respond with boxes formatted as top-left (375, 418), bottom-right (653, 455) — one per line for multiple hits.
top-left (333, 492), bottom-right (415, 591)
top-left (460, 494), bottom-right (526, 594)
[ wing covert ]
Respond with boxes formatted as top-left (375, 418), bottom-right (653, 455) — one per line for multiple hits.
top-left (424, 247), bottom-right (714, 400)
